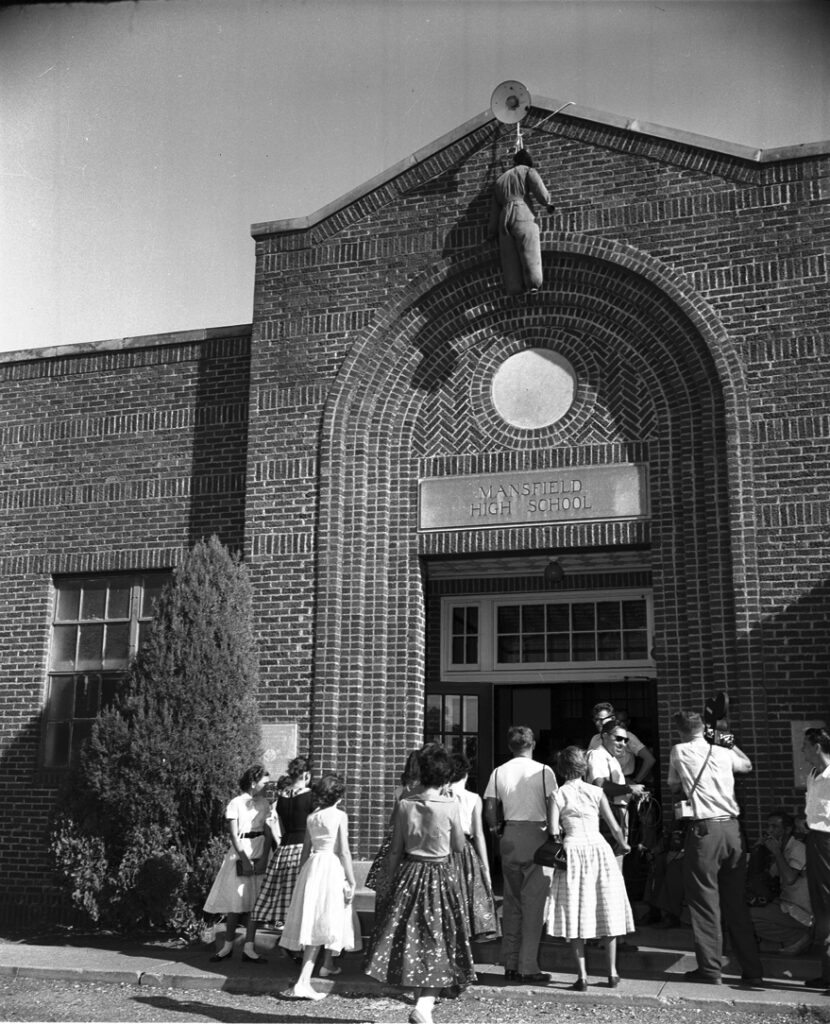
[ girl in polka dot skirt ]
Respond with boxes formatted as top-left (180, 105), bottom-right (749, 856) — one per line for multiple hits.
top-left (363, 743), bottom-right (476, 1024)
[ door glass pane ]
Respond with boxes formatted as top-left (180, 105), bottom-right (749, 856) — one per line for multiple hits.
top-left (463, 695), bottom-right (478, 733)
top-left (444, 695), bottom-right (462, 734)
top-left (80, 583), bottom-right (107, 621)
top-left (77, 624), bottom-right (104, 670)
top-left (50, 626), bottom-right (78, 670)
top-left (426, 694), bottom-right (442, 735)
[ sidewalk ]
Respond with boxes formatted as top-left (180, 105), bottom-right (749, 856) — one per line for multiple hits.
top-left (1, 923), bottom-right (829, 1017)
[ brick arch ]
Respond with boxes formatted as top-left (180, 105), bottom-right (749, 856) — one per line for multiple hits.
top-left (313, 238), bottom-right (762, 852)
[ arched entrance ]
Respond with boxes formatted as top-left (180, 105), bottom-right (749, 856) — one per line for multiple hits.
top-left (311, 237), bottom-right (759, 856)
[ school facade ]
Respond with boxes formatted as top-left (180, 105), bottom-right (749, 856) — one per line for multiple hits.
top-left (2, 98), bottom-right (829, 921)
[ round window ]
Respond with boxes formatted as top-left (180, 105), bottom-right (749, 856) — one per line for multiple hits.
top-left (491, 348), bottom-right (576, 429)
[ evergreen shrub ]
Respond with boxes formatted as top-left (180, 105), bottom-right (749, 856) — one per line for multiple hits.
top-left (48, 536), bottom-right (262, 936)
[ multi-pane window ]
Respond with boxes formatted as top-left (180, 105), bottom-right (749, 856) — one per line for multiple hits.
top-left (450, 605), bottom-right (479, 666)
top-left (442, 591), bottom-right (653, 679)
top-left (496, 598), bottom-right (649, 664)
top-left (44, 573), bottom-right (169, 767)
top-left (425, 693), bottom-right (480, 787)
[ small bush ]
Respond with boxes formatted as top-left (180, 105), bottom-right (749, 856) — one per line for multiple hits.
top-left (49, 536), bottom-right (262, 936)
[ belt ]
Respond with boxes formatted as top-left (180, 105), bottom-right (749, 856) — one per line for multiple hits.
top-left (691, 816), bottom-right (736, 823)
top-left (405, 853), bottom-right (449, 864)
top-left (240, 830), bottom-right (264, 838)
top-left (504, 820), bottom-right (546, 825)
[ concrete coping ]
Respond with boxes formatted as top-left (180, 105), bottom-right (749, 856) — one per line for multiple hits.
top-left (250, 96), bottom-right (830, 239)
top-left (0, 323), bottom-right (253, 365)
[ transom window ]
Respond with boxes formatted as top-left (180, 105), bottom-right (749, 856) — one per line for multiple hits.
top-left (441, 590), bottom-right (653, 682)
top-left (44, 572), bottom-right (170, 767)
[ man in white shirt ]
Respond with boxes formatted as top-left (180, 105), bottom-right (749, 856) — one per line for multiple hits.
top-left (587, 702), bottom-right (656, 783)
top-left (484, 726), bottom-right (557, 983)
top-left (749, 809), bottom-right (813, 954)
top-left (668, 710), bottom-right (763, 985)
top-left (802, 726), bottom-right (830, 992)
top-left (586, 718), bottom-right (647, 866)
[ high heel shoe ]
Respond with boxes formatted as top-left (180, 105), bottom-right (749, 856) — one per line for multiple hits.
top-left (241, 952), bottom-right (266, 963)
top-left (209, 949), bottom-right (233, 962)
top-left (570, 977), bottom-right (588, 991)
top-left (607, 974), bottom-right (620, 988)
top-left (318, 965), bottom-right (341, 977)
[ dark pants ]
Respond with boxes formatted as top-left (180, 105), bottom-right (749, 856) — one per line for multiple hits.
top-left (805, 829), bottom-right (830, 983)
top-left (683, 818), bottom-right (763, 979)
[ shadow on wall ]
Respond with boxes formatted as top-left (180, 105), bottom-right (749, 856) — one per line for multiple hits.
top-left (187, 339), bottom-right (252, 550)
top-left (745, 573), bottom-right (830, 819)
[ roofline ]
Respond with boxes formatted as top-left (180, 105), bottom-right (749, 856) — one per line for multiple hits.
top-left (0, 323), bottom-right (252, 364)
top-left (251, 96), bottom-right (830, 238)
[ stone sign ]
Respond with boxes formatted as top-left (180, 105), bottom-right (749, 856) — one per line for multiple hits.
top-left (418, 464), bottom-right (649, 532)
top-left (261, 722), bottom-right (298, 778)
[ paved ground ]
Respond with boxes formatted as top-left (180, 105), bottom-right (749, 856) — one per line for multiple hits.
top-left (0, 923), bottom-right (828, 1022)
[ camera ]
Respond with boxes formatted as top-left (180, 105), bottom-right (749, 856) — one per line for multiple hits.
top-left (703, 692), bottom-right (735, 749)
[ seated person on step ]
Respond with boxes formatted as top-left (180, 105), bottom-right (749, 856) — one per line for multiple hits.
top-left (748, 809), bottom-right (813, 955)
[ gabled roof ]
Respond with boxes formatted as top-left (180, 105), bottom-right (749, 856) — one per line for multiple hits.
top-left (251, 95), bottom-right (830, 239)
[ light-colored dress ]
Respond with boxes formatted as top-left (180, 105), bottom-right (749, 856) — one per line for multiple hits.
top-left (546, 779), bottom-right (634, 940)
top-left (203, 792), bottom-right (270, 914)
top-left (278, 805), bottom-right (361, 953)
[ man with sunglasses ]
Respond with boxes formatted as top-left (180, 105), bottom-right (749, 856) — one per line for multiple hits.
top-left (587, 719), bottom-right (647, 866)
top-left (587, 702), bottom-right (656, 786)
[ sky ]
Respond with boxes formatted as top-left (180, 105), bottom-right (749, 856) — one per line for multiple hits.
top-left (1, 0), bottom-right (829, 355)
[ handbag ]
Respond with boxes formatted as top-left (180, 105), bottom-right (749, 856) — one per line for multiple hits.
top-left (492, 768), bottom-right (505, 836)
top-left (534, 834), bottom-right (567, 869)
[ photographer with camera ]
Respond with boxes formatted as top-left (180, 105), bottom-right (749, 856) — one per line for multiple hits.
top-left (668, 708), bottom-right (764, 986)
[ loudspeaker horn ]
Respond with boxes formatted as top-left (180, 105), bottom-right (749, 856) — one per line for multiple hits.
top-left (490, 80), bottom-right (532, 125)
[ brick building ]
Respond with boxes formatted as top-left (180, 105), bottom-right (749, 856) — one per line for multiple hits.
top-left (1, 98), bottom-right (829, 921)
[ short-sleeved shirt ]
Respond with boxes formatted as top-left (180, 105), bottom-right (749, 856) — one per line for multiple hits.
top-left (774, 836), bottom-right (812, 925)
top-left (484, 757), bottom-right (557, 822)
top-left (586, 745), bottom-right (628, 807)
top-left (276, 789), bottom-right (314, 845)
top-left (396, 791), bottom-right (463, 859)
top-left (225, 792), bottom-right (270, 834)
top-left (588, 729), bottom-right (645, 777)
top-left (667, 737), bottom-right (745, 819)
top-left (805, 764), bottom-right (830, 832)
top-left (450, 780), bottom-right (481, 835)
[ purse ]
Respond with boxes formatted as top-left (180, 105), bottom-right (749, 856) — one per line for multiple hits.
top-left (534, 834), bottom-right (567, 869)
top-left (235, 859), bottom-right (264, 876)
top-left (492, 768), bottom-right (505, 836)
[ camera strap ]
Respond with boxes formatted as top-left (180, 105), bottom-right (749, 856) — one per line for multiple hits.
top-left (687, 744), bottom-right (713, 799)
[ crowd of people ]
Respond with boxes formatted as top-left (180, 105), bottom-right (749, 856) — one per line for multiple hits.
top-left (200, 714), bottom-right (830, 1019)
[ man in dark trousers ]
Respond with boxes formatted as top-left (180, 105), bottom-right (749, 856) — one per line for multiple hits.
top-left (484, 726), bottom-right (557, 983)
top-left (668, 710), bottom-right (764, 985)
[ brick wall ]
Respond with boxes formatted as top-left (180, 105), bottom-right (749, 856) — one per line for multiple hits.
top-left (0, 327), bottom-right (251, 919)
top-left (249, 113), bottom-right (830, 853)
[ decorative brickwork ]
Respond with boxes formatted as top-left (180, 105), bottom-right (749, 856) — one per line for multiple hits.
top-left (1, 107), bottom-right (829, 915)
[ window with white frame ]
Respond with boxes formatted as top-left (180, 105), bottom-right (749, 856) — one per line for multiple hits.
top-left (442, 591), bottom-right (653, 681)
top-left (44, 572), bottom-right (170, 767)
